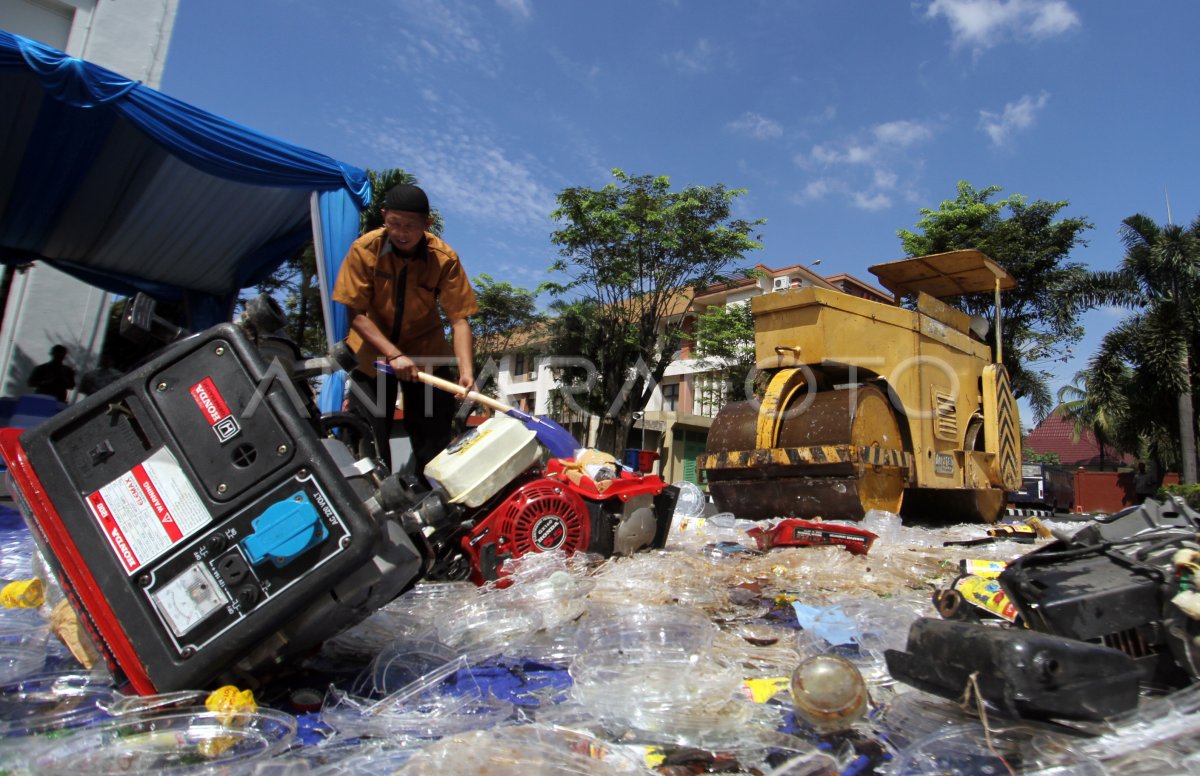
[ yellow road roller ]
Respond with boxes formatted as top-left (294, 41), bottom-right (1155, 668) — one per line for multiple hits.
top-left (698, 249), bottom-right (1022, 523)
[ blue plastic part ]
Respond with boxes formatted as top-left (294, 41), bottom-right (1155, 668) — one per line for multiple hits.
top-left (240, 491), bottom-right (328, 568)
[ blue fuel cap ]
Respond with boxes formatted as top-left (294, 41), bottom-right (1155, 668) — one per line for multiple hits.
top-left (241, 491), bottom-right (328, 568)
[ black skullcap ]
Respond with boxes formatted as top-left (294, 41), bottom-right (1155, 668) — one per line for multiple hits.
top-left (382, 184), bottom-right (430, 215)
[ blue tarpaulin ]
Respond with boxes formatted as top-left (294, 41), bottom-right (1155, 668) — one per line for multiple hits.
top-left (0, 29), bottom-right (369, 335)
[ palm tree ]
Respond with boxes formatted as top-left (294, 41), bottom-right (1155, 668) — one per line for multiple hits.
top-left (1071, 213), bottom-right (1200, 481)
top-left (1056, 369), bottom-right (1123, 470)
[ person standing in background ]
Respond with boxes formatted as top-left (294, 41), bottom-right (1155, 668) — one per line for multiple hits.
top-left (27, 344), bottom-right (75, 401)
top-left (332, 184), bottom-right (478, 483)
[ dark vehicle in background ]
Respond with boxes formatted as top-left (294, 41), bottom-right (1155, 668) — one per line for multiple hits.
top-left (1009, 462), bottom-right (1074, 513)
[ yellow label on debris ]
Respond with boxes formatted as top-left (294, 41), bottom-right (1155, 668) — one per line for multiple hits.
top-left (744, 676), bottom-right (791, 703)
top-left (987, 524), bottom-right (1038, 539)
top-left (644, 747), bottom-right (667, 767)
top-left (960, 559), bottom-right (1007, 579)
top-left (206, 685), bottom-right (257, 717)
top-left (201, 686), bottom-right (257, 759)
top-left (1, 578), bottom-right (44, 608)
top-left (954, 574), bottom-right (1019, 622)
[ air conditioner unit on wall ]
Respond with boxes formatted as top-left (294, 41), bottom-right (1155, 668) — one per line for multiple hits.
top-left (772, 275), bottom-right (791, 291)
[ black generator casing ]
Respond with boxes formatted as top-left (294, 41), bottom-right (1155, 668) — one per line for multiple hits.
top-left (997, 499), bottom-right (1200, 689)
top-left (5, 324), bottom-right (423, 693)
top-left (884, 617), bottom-right (1142, 721)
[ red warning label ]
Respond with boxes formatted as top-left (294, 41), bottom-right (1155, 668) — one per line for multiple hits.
top-left (86, 448), bottom-right (211, 575)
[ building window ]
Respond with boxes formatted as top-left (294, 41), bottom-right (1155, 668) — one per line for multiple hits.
top-left (661, 381), bottom-right (679, 412)
top-left (513, 353), bottom-right (527, 377)
top-left (695, 371), bottom-right (728, 418)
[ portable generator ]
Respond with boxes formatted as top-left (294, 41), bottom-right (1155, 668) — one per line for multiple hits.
top-left (1, 309), bottom-right (677, 694)
top-left (412, 423), bottom-right (676, 586)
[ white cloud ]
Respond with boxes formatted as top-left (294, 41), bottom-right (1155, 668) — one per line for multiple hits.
top-left (925, 0), bottom-right (1080, 53)
top-left (496, 0), bottom-right (532, 19)
top-left (872, 169), bottom-right (899, 190)
top-left (794, 118), bottom-right (935, 211)
top-left (806, 119), bottom-right (933, 167)
top-left (809, 143), bottom-right (875, 166)
top-left (728, 112), bottom-right (783, 140)
top-left (792, 178), bottom-right (836, 204)
top-left (340, 102), bottom-right (557, 232)
top-left (663, 38), bottom-right (720, 74)
top-left (873, 119), bottom-right (934, 147)
top-left (979, 92), bottom-right (1050, 145)
top-left (853, 191), bottom-right (892, 211)
top-left (389, 0), bottom-right (504, 77)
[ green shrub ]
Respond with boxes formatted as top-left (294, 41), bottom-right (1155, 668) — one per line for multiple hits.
top-left (1163, 483), bottom-right (1200, 510)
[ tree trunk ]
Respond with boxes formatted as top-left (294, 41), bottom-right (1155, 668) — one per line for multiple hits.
top-left (1179, 346), bottom-right (1198, 483)
top-left (1180, 388), bottom-right (1197, 484)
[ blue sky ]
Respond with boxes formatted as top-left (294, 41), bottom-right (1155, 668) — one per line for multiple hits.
top-left (161, 0), bottom-right (1200, 421)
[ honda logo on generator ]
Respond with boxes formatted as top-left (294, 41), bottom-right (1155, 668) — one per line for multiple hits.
top-left (190, 376), bottom-right (241, 443)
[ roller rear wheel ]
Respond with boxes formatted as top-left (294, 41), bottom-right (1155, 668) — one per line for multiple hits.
top-left (704, 384), bottom-right (907, 520)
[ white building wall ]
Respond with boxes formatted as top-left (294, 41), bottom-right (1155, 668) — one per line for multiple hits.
top-left (0, 0), bottom-right (179, 399)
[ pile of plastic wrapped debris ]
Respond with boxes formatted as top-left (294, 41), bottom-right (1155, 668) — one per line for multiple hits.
top-left (3, 492), bottom-right (1200, 775)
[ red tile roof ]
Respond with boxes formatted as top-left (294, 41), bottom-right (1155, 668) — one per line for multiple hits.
top-left (1024, 410), bottom-right (1133, 468)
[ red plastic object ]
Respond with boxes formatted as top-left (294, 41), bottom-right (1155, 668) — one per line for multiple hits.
top-left (542, 457), bottom-right (669, 502)
top-left (746, 518), bottom-right (877, 555)
top-left (637, 450), bottom-right (659, 473)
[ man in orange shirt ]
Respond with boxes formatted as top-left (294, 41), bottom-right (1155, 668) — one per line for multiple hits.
top-left (333, 184), bottom-right (478, 482)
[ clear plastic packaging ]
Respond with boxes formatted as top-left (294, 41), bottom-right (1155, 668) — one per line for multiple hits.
top-left (323, 656), bottom-right (514, 741)
top-left (487, 551), bottom-right (595, 633)
top-left (875, 688), bottom-right (978, 751)
top-left (398, 723), bottom-right (652, 774)
top-left (711, 628), bottom-right (802, 678)
top-left (1030, 680), bottom-right (1200, 768)
top-left (705, 512), bottom-right (739, 543)
top-left (0, 531), bottom-right (35, 581)
top-left (586, 552), bottom-right (731, 611)
top-left (10, 706), bottom-right (297, 775)
top-left (0, 672), bottom-right (117, 737)
top-left (434, 598), bottom-right (542, 657)
top-left (672, 480), bottom-right (707, 518)
top-left (888, 722), bottom-right (1047, 775)
top-left (575, 603), bottom-right (717, 656)
top-left (0, 611), bottom-right (50, 683)
top-left (569, 644), bottom-right (753, 744)
top-left (350, 637), bottom-right (459, 698)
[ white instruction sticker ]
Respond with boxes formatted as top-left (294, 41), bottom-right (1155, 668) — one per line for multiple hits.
top-left (86, 447), bottom-right (211, 574)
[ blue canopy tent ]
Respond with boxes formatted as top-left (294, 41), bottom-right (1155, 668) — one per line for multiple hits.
top-left (0, 29), bottom-right (366, 410)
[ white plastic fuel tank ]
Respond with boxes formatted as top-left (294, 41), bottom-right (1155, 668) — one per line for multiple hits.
top-left (424, 415), bottom-right (542, 507)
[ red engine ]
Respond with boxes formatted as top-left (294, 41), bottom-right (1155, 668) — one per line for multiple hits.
top-left (459, 459), bottom-right (676, 585)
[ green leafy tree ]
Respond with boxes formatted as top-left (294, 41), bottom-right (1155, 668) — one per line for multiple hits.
top-left (690, 299), bottom-right (758, 404)
top-left (471, 273), bottom-right (547, 390)
top-left (898, 181), bottom-right (1092, 422)
top-left (547, 169), bottom-right (763, 453)
top-left (1022, 447), bottom-right (1061, 466)
top-left (1070, 214), bottom-right (1200, 481)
